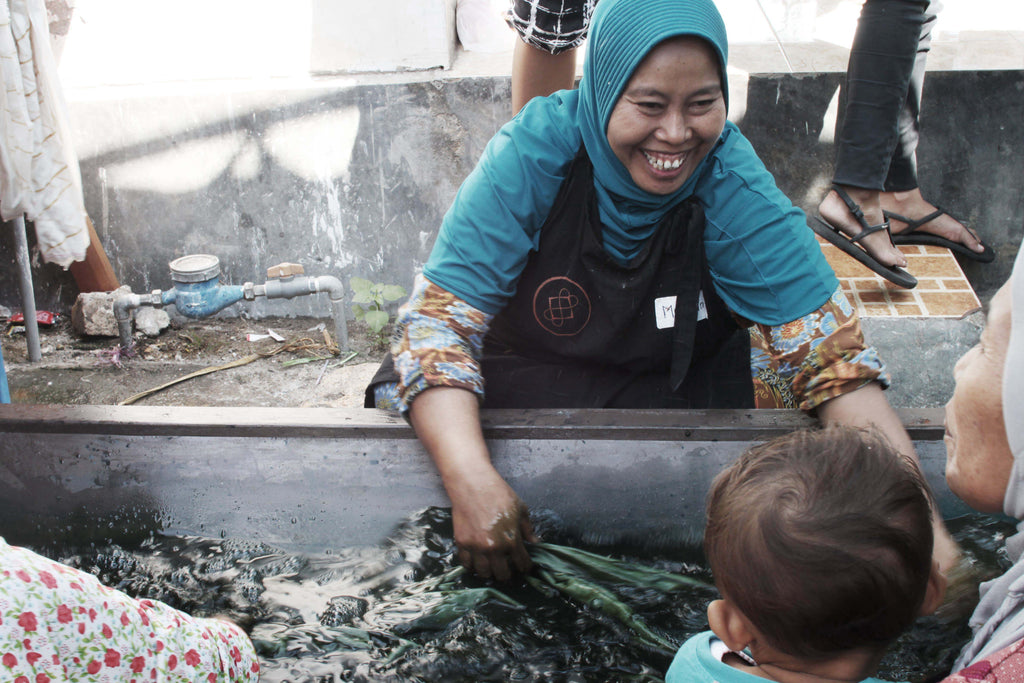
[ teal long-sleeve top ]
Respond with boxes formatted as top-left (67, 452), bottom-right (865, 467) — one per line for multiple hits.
top-left (422, 89), bottom-right (838, 326)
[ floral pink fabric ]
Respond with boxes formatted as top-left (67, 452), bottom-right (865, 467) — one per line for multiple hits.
top-left (943, 639), bottom-right (1024, 683)
top-left (0, 538), bottom-right (258, 682)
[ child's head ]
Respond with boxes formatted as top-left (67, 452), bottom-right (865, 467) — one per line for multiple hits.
top-left (704, 424), bottom-right (938, 661)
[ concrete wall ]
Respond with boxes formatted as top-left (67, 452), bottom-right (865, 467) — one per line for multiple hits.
top-left (1, 1), bottom-right (1021, 319)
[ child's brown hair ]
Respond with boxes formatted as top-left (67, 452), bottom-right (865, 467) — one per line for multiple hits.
top-left (704, 424), bottom-right (934, 659)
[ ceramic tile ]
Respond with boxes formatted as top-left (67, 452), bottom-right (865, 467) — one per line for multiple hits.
top-left (918, 292), bottom-right (984, 317)
top-left (946, 280), bottom-right (973, 291)
top-left (858, 291), bottom-right (888, 304)
top-left (887, 289), bottom-right (917, 304)
top-left (894, 304), bottom-right (923, 316)
top-left (904, 255), bottom-right (967, 277)
top-left (814, 235), bottom-right (980, 318)
top-left (863, 303), bottom-right (893, 316)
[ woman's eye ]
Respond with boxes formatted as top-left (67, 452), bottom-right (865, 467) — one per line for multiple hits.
top-left (637, 101), bottom-right (662, 111)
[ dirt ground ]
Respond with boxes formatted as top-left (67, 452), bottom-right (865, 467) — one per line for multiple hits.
top-left (2, 313), bottom-right (388, 407)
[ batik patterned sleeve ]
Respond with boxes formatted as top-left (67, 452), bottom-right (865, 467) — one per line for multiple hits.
top-left (750, 286), bottom-right (890, 412)
top-left (391, 273), bottom-right (494, 412)
top-left (0, 538), bottom-right (259, 682)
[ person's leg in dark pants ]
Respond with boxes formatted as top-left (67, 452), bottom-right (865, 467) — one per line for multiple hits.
top-left (878, 5), bottom-right (987, 258)
top-left (818, 0), bottom-right (986, 269)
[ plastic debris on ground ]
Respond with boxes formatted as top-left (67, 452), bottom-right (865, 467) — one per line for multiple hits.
top-left (10, 311), bottom-right (59, 326)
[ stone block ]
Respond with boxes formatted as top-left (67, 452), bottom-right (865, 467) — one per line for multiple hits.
top-left (134, 306), bottom-right (170, 337)
top-left (71, 286), bottom-right (132, 337)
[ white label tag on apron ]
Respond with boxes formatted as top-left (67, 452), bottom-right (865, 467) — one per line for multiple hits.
top-left (655, 291), bottom-right (708, 330)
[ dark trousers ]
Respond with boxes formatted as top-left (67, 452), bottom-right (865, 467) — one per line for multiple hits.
top-left (833, 0), bottom-right (937, 193)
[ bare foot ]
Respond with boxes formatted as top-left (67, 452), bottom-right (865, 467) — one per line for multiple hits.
top-left (880, 188), bottom-right (986, 255)
top-left (818, 186), bottom-right (907, 268)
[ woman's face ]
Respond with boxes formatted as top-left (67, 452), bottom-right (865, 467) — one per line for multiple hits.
top-left (605, 36), bottom-right (726, 196)
top-left (944, 281), bottom-right (1014, 514)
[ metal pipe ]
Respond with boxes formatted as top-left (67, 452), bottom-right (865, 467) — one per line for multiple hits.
top-left (12, 216), bottom-right (40, 362)
top-left (112, 257), bottom-right (349, 353)
top-left (113, 291), bottom-right (162, 350)
top-left (256, 274), bottom-right (348, 352)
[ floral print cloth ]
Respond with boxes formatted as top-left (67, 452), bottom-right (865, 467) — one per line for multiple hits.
top-left (388, 273), bottom-right (494, 411)
top-left (0, 538), bottom-right (259, 682)
top-left (381, 276), bottom-right (887, 413)
top-left (943, 638), bottom-right (1024, 683)
top-left (750, 287), bottom-right (889, 410)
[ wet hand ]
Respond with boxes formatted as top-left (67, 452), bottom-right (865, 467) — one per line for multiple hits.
top-left (449, 472), bottom-right (538, 581)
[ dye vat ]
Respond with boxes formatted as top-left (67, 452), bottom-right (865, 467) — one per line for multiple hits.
top-left (31, 509), bottom-right (1015, 683)
top-left (0, 405), bottom-right (1003, 681)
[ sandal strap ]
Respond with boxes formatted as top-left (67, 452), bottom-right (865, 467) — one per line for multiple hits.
top-left (830, 184), bottom-right (891, 242)
top-left (884, 209), bottom-right (946, 231)
top-left (847, 221), bottom-right (891, 243)
top-left (831, 184), bottom-right (869, 229)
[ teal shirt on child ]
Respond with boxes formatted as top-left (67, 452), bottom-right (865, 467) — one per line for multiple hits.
top-left (666, 631), bottom-right (900, 683)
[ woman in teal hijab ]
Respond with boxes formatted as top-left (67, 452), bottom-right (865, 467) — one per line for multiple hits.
top-left (366, 0), bottom-right (957, 581)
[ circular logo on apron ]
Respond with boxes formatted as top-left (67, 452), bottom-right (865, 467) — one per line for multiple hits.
top-left (532, 276), bottom-right (591, 336)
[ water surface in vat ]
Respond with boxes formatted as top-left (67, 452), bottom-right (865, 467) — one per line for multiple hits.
top-left (42, 509), bottom-right (1016, 683)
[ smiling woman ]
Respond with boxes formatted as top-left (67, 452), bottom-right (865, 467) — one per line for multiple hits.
top-left (362, 0), bottom-right (956, 584)
top-left (606, 36), bottom-right (726, 196)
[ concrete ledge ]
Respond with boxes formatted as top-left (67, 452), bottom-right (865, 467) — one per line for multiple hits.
top-left (0, 405), bottom-right (965, 552)
top-left (0, 403), bottom-right (945, 439)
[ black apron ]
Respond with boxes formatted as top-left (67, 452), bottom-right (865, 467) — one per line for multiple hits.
top-left (366, 149), bottom-right (753, 409)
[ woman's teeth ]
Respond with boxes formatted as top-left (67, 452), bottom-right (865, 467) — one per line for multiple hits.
top-left (643, 151), bottom-right (684, 171)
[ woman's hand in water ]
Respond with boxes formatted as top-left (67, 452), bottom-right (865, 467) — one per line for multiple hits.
top-left (408, 386), bottom-right (538, 580)
top-left (448, 466), bottom-right (537, 581)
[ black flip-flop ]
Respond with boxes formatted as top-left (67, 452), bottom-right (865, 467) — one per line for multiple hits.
top-left (886, 209), bottom-right (996, 263)
top-left (812, 186), bottom-right (918, 289)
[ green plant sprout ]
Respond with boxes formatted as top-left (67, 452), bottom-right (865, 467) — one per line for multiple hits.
top-left (350, 277), bottom-right (407, 339)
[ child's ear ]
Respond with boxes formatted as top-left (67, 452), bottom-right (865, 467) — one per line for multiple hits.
top-left (708, 599), bottom-right (756, 652)
top-left (918, 560), bottom-right (948, 616)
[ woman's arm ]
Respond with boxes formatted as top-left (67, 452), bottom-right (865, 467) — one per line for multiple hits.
top-left (754, 286), bottom-right (959, 571)
top-left (816, 384), bottom-right (959, 572)
top-left (391, 275), bottom-right (537, 579)
top-left (409, 386), bottom-right (536, 580)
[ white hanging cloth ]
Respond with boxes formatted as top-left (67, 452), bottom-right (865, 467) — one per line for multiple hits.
top-left (0, 0), bottom-right (87, 268)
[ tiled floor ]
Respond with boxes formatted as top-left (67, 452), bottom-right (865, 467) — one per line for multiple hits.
top-left (817, 239), bottom-right (982, 318)
top-left (752, 240), bottom-right (981, 408)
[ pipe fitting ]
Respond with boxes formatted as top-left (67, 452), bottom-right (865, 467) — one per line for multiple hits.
top-left (110, 256), bottom-right (351, 356)
top-left (113, 291), bottom-right (162, 349)
top-left (260, 272), bottom-right (348, 351)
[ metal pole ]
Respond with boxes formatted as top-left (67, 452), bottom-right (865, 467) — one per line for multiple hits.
top-left (12, 216), bottom-right (41, 362)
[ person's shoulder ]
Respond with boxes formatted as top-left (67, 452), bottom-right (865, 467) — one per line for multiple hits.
top-left (702, 122), bottom-right (763, 173)
top-left (472, 90), bottom-right (580, 184)
top-left (507, 89), bottom-right (583, 148)
top-left (666, 632), bottom-right (738, 683)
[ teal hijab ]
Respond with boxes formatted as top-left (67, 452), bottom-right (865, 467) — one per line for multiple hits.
top-left (578, 0), bottom-right (729, 232)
